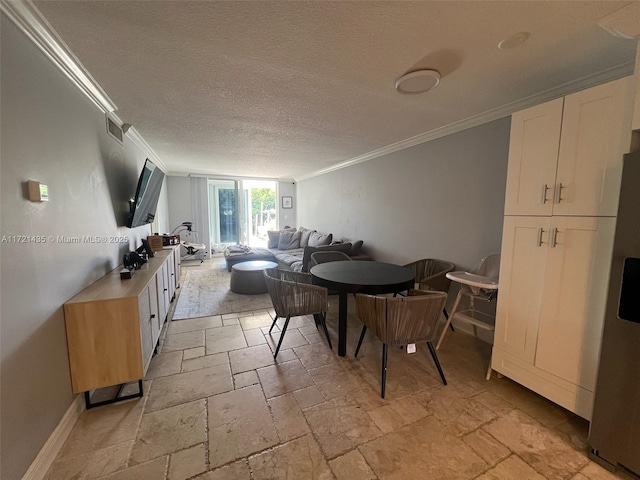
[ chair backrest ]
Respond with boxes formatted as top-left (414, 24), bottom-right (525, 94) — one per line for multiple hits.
top-left (310, 251), bottom-right (352, 268)
top-left (476, 254), bottom-right (501, 281)
top-left (404, 258), bottom-right (455, 292)
top-left (263, 267), bottom-right (327, 318)
top-left (355, 290), bottom-right (447, 346)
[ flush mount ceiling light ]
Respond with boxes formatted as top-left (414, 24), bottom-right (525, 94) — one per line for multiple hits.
top-left (498, 32), bottom-right (530, 50)
top-left (394, 69), bottom-right (441, 94)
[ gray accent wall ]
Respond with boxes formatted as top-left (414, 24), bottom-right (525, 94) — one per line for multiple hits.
top-left (0, 14), bottom-right (168, 479)
top-left (296, 118), bottom-right (511, 272)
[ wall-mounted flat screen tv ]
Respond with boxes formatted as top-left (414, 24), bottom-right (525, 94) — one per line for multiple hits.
top-left (126, 159), bottom-right (165, 228)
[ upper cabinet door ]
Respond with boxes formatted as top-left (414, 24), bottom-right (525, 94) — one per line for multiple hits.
top-left (554, 77), bottom-right (633, 216)
top-left (504, 98), bottom-right (563, 216)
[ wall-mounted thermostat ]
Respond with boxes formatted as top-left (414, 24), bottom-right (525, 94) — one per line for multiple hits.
top-left (27, 180), bottom-right (49, 202)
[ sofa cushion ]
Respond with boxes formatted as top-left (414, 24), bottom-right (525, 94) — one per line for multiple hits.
top-left (350, 240), bottom-right (364, 256)
top-left (274, 250), bottom-right (302, 265)
top-left (267, 230), bottom-right (280, 249)
top-left (278, 230), bottom-right (301, 250)
top-left (267, 228), bottom-right (296, 248)
top-left (308, 231), bottom-right (332, 247)
top-left (298, 227), bottom-right (315, 248)
top-left (302, 243), bottom-right (352, 272)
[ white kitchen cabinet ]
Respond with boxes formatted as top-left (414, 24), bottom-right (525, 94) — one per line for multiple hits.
top-left (504, 77), bottom-right (633, 217)
top-left (504, 100), bottom-right (563, 216)
top-left (494, 216), bottom-right (616, 418)
top-left (494, 76), bottom-right (633, 420)
top-left (534, 216), bottom-right (616, 392)
top-left (493, 216), bottom-right (549, 363)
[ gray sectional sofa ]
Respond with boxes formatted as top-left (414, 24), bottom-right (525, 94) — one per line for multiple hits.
top-left (224, 226), bottom-right (370, 272)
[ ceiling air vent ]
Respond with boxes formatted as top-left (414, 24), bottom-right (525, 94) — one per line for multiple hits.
top-left (106, 114), bottom-right (124, 144)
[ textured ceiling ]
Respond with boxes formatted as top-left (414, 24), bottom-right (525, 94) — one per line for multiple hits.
top-left (32, 1), bottom-right (637, 179)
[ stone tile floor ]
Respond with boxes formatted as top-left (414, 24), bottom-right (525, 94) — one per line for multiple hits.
top-left (45, 261), bottom-right (635, 480)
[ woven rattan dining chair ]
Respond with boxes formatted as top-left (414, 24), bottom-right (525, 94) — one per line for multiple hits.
top-left (354, 289), bottom-right (448, 398)
top-left (403, 258), bottom-right (456, 292)
top-left (264, 267), bottom-right (331, 358)
top-left (310, 250), bottom-right (352, 268)
top-left (401, 258), bottom-right (455, 330)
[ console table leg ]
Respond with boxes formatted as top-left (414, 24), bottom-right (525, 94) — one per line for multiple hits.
top-left (84, 379), bottom-right (144, 409)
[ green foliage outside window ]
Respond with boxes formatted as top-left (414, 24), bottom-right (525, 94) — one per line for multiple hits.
top-left (251, 188), bottom-right (275, 215)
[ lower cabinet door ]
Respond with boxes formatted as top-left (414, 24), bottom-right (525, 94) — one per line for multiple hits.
top-left (138, 287), bottom-right (154, 372)
top-left (494, 216), bottom-right (549, 363)
top-left (156, 263), bottom-right (169, 323)
top-left (149, 280), bottom-right (160, 348)
top-left (535, 216), bottom-right (616, 391)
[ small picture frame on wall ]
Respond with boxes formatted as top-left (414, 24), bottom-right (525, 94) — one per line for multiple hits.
top-left (282, 196), bottom-right (293, 209)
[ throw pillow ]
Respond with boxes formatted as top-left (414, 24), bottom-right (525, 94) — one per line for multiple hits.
top-left (308, 231), bottom-right (332, 247)
top-left (278, 230), bottom-right (302, 250)
top-left (298, 227), bottom-right (315, 248)
top-left (267, 230), bottom-right (281, 249)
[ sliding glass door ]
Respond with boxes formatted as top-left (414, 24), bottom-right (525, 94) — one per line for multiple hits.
top-left (208, 178), bottom-right (277, 251)
top-left (242, 179), bottom-right (276, 248)
top-left (208, 179), bottom-right (239, 253)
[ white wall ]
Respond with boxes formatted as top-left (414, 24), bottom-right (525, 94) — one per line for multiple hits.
top-left (167, 176), bottom-right (210, 255)
top-left (296, 118), bottom-right (511, 272)
top-left (167, 176), bottom-right (194, 234)
top-left (278, 179), bottom-right (296, 229)
top-left (0, 14), bottom-right (169, 479)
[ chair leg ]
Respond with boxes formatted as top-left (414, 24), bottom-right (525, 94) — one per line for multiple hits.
top-left (443, 308), bottom-right (455, 332)
top-left (268, 315), bottom-right (279, 333)
top-left (273, 316), bottom-right (291, 359)
top-left (436, 290), bottom-right (463, 350)
top-left (381, 343), bottom-right (388, 398)
top-left (354, 325), bottom-right (367, 357)
top-left (426, 341), bottom-right (447, 385)
top-left (319, 313), bottom-right (332, 350)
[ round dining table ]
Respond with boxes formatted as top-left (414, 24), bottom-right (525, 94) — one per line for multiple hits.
top-left (310, 261), bottom-right (414, 356)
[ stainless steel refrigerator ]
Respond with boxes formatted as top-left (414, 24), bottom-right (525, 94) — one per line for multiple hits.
top-left (589, 151), bottom-right (640, 477)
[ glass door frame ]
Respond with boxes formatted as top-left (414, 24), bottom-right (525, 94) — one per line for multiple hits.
top-left (207, 177), bottom-right (278, 251)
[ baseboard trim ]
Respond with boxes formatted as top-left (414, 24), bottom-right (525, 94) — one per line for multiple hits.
top-left (22, 395), bottom-right (84, 480)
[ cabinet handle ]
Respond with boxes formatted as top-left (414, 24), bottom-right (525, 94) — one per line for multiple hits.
top-left (537, 228), bottom-right (546, 247)
top-left (550, 228), bottom-right (559, 248)
top-left (542, 184), bottom-right (551, 204)
top-left (150, 314), bottom-right (156, 319)
top-left (164, 288), bottom-right (168, 292)
top-left (556, 183), bottom-right (565, 203)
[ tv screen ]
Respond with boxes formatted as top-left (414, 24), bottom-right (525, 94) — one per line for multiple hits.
top-left (126, 159), bottom-right (165, 228)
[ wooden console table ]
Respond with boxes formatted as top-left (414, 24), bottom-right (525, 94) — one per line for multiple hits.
top-left (63, 246), bottom-right (180, 408)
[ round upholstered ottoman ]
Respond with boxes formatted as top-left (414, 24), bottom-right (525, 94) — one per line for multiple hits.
top-left (230, 260), bottom-right (278, 294)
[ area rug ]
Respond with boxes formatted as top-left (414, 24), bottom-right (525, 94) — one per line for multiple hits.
top-left (172, 267), bottom-right (273, 319)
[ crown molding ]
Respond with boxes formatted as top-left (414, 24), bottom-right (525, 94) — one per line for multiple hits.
top-left (1, 0), bottom-right (170, 172)
top-left (295, 61), bottom-right (635, 182)
top-left (126, 127), bottom-right (169, 173)
top-left (598, 3), bottom-right (640, 39)
top-left (1, 0), bottom-right (117, 113)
